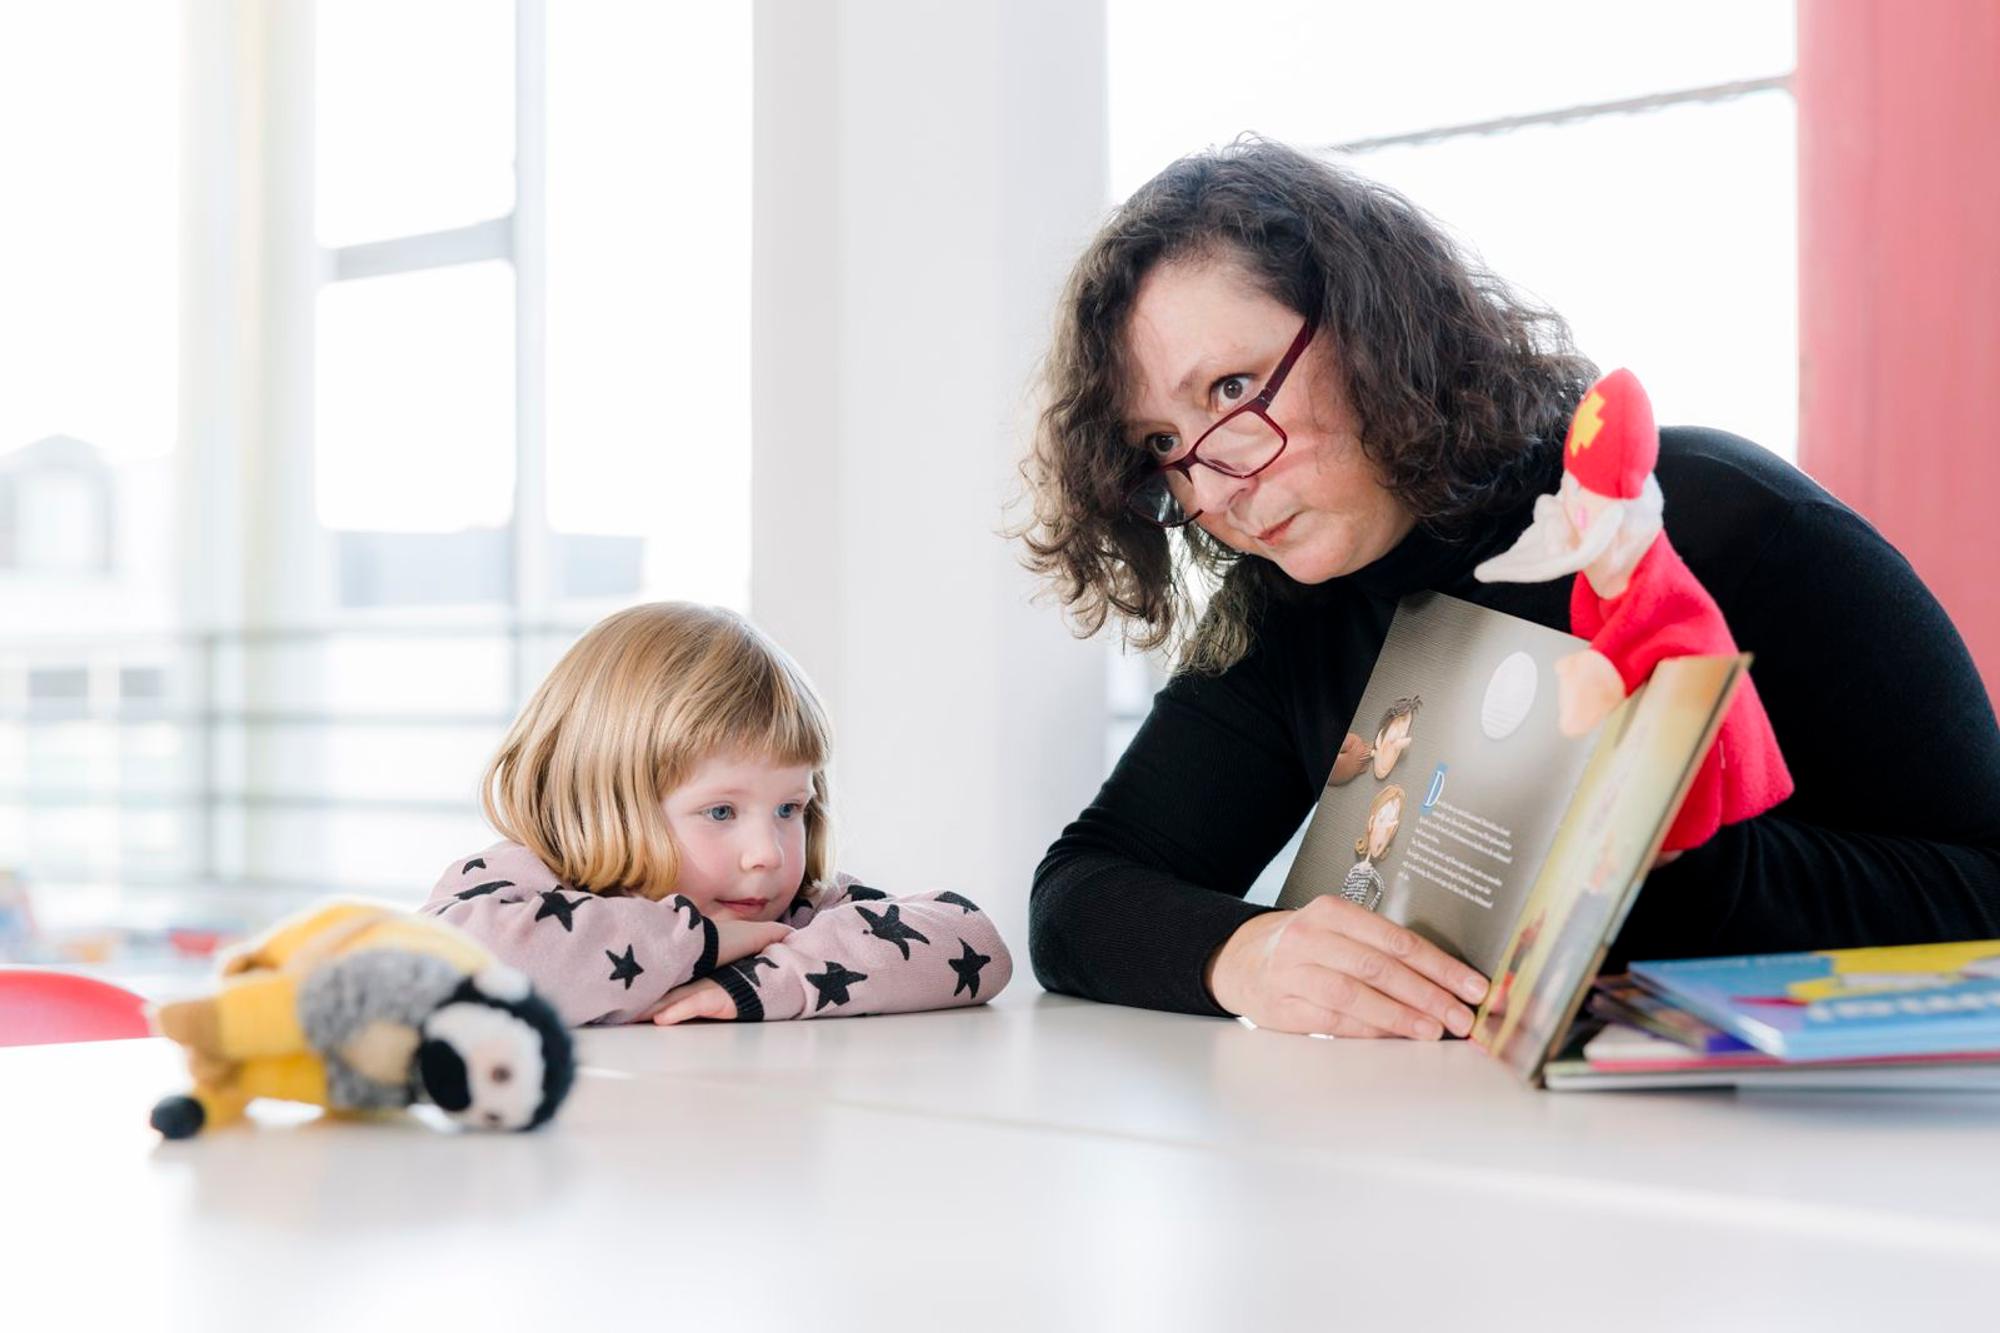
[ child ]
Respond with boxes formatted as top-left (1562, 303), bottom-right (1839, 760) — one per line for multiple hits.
top-left (421, 602), bottom-right (1011, 1027)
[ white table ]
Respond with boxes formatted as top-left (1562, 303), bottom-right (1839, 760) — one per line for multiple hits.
top-left (6, 990), bottom-right (1997, 1331)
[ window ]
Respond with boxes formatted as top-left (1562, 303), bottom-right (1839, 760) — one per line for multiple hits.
top-left (285, 1), bottom-right (755, 896)
top-left (1109, 0), bottom-right (1798, 458)
top-left (543, 4), bottom-right (753, 613)
top-left (1104, 1), bottom-right (1798, 898)
top-left (1, 3), bottom-right (754, 962)
top-left (0, 3), bottom-right (185, 937)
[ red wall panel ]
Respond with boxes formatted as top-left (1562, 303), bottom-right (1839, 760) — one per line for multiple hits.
top-left (1797, 0), bottom-right (2000, 698)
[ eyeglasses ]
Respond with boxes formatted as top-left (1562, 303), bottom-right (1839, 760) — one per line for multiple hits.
top-left (1123, 316), bottom-right (1317, 528)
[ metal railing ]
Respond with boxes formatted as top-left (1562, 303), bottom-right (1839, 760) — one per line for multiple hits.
top-left (0, 621), bottom-right (593, 891)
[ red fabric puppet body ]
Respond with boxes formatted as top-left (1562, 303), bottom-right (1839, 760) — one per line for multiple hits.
top-left (1570, 533), bottom-right (1795, 851)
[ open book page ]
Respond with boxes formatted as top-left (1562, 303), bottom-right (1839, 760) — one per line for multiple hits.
top-left (1277, 593), bottom-right (1598, 976)
top-left (1471, 654), bottom-right (1746, 1084)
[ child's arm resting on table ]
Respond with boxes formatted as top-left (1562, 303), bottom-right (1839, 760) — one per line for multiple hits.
top-left (420, 847), bottom-right (782, 1026)
top-left (652, 882), bottom-right (1014, 1024)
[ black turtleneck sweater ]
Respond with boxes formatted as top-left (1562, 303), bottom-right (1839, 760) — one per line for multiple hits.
top-left (1029, 428), bottom-right (2000, 1016)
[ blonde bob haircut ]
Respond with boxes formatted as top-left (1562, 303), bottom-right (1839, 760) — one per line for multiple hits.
top-left (482, 602), bottom-right (833, 901)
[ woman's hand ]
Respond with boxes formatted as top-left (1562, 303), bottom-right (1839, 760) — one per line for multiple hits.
top-left (649, 978), bottom-right (735, 1025)
top-left (1205, 897), bottom-right (1488, 1038)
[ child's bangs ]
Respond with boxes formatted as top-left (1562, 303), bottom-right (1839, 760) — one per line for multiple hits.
top-left (672, 641), bottom-right (830, 777)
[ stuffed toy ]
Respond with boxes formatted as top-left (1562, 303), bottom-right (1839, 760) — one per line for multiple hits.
top-left (1473, 368), bottom-right (1794, 852)
top-left (148, 899), bottom-right (575, 1138)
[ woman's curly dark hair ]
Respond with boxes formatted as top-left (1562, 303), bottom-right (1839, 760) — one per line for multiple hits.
top-left (1016, 139), bottom-right (1596, 674)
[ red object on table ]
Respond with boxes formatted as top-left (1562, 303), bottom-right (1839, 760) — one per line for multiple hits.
top-left (0, 969), bottom-right (151, 1047)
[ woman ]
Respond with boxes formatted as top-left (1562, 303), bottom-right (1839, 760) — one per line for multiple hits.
top-left (1019, 139), bottom-right (2000, 1039)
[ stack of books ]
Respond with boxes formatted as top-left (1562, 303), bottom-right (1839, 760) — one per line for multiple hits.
top-left (1544, 939), bottom-right (2000, 1092)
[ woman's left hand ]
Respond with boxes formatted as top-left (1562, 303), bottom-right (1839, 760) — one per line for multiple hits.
top-left (649, 978), bottom-right (737, 1025)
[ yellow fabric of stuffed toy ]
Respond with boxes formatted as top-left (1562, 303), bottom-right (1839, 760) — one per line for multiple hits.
top-left (151, 899), bottom-right (571, 1136)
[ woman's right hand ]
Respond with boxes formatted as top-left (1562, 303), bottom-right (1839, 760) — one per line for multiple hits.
top-left (1205, 897), bottom-right (1488, 1038)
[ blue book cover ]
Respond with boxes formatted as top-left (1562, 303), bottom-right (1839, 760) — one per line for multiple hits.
top-left (1630, 940), bottom-right (2000, 1061)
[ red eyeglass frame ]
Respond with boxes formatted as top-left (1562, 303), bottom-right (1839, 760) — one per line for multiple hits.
top-left (1126, 315), bottom-right (1318, 527)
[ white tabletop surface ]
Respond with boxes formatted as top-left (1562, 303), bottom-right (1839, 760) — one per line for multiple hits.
top-left (5, 989), bottom-right (1998, 1332)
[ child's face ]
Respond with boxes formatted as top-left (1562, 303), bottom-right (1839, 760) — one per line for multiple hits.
top-left (662, 751), bottom-right (815, 922)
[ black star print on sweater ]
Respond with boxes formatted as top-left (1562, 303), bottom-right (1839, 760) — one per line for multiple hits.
top-left (949, 940), bottom-right (992, 998)
top-left (671, 896), bottom-right (705, 930)
top-left (843, 884), bottom-right (889, 901)
top-left (534, 889), bottom-right (587, 932)
top-left (806, 961), bottom-right (868, 1011)
top-left (455, 879), bottom-right (513, 901)
top-left (461, 857), bottom-right (487, 873)
top-left (856, 904), bottom-right (930, 960)
top-left (935, 892), bottom-right (980, 914)
top-left (606, 945), bottom-right (644, 989)
top-left (732, 955), bottom-right (778, 988)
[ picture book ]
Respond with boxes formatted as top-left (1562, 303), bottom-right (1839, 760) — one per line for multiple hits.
top-left (1586, 975), bottom-right (1753, 1054)
top-left (1542, 1019), bottom-right (2000, 1092)
top-left (1276, 592), bottom-right (1748, 1086)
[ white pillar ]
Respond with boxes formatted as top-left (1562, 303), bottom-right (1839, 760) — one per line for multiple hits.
top-left (178, 0), bottom-right (327, 888)
top-left (752, 0), bottom-right (1111, 965)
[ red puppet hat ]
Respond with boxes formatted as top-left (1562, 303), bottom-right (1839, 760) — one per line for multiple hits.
top-left (1563, 368), bottom-right (1657, 500)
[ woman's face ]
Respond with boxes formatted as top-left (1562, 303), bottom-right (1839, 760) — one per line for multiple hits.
top-left (1120, 255), bottom-right (1415, 585)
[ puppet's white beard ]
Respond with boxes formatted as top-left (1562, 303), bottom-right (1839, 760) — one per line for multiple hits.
top-left (1474, 489), bottom-right (1622, 584)
top-left (1475, 474), bottom-right (1666, 589)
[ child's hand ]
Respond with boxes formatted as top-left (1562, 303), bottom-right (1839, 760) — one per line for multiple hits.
top-left (650, 978), bottom-right (736, 1025)
top-left (646, 921), bottom-right (787, 1024)
top-left (713, 918), bottom-right (792, 966)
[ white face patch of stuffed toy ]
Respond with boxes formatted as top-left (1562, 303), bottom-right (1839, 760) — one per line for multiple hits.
top-left (420, 1002), bottom-right (549, 1130)
top-left (417, 967), bottom-right (571, 1131)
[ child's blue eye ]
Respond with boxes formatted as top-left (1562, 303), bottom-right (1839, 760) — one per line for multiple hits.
top-left (777, 802), bottom-right (803, 820)
top-left (703, 804), bottom-right (734, 822)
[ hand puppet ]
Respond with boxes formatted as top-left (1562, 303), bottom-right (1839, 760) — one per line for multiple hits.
top-left (1474, 368), bottom-right (1793, 851)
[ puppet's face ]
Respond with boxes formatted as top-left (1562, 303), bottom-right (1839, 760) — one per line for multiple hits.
top-left (420, 1002), bottom-right (549, 1130)
top-left (1563, 483), bottom-right (1618, 550)
top-left (1473, 473), bottom-right (1632, 587)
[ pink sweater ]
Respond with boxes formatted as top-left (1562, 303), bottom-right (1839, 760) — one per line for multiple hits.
top-left (419, 841), bottom-right (1012, 1027)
